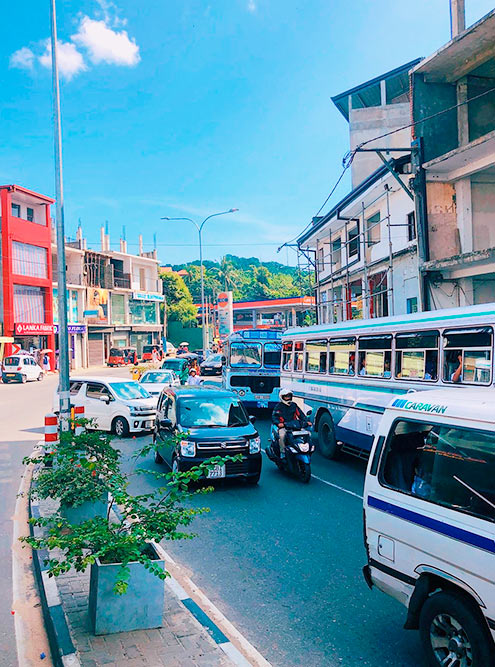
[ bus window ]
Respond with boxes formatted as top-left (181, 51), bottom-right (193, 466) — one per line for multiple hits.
top-left (282, 342), bottom-right (293, 371)
top-left (395, 331), bottom-right (439, 381)
top-left (442, 327), bottom-right (492, 385)
top-left (293, 341), bottom-right (304, 372)
top-left (230, 342), bottom-right (262, 368)
top-left (357, 335), bottom-right (392, 378)
top-left (329, 337), bottom-right (356, 375)
top-left (305, 339), bottom-right (327, 374)
top-left (264, 343), bottom-right (282, 368)
top-left (380, 420), bottom-right (495, 524)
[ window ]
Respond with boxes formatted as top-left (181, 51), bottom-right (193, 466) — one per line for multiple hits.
top-left (442, 327), bottom-right (492, 385)
top-left (12, 242), bottom-right (47, 278)
top-left (380, 419), bottom-right (495, 524)
top-left (366, 212), bottom-right (381, 246)
top-left (329, 337), bottom-right (356, 375)
top-left (395, 331), bottom-right (439, 381)
top-left (70, 381), bottom-right (83, 395)
top-left (406, 297), bottom-right (418, 314)
top-left (293, 341), bottom-right (304, 372)
top-left (305, 339), bottom-right (327, 373)
top-left (13, 285), bottom-right (44, 323)
top-left (407, 211), bottom-right (416, 242)
top-left (331, 238), bottom-right (341, 268)
top-left (11, 203), bottom-right (21, 217)
top-left (318, 247), bottom-right (324, 272)
top-left (282, 342), bottom-right (293, 371)
top-left (348, 224), bottom-right (360, 258)
top-left (129, 300), bottom-right (156, 325)
top-left (86, 383), bottom-right (112, 400)
top-left (111, 294), bottom-right (126, 325)
top-left (139, 268), bottom-right (146, 290)
top-left (264, 343), bottom-right (282, 368)
top-left (357, 335), bottom-right (392, 378)
top-left (26, 207), bottom-right (34, 222)
top-left (230, 342), bottom-right (262, 368)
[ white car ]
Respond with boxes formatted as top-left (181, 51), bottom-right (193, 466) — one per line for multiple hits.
top-left (139, 369), bottom-right (180, 401)
top-left (2, 355), bottom-right (44, 383)
top-left (53, 376), bottom-right (156, 437)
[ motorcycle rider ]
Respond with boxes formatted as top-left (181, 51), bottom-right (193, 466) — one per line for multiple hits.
top-left (272, 389), bottom-right (311, 458)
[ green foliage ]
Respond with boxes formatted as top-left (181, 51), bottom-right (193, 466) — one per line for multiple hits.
top-left (22, 423), bottom-right (241, 595)
top-left (160, 272), bottom-right (198, 326)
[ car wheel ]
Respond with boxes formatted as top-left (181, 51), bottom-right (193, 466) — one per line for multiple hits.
top-left (154, 450), bottom-right (164, 464)
top-left (419, 591), bottom-right (495, 667)
top-left (317, 413), bottom-right (339, 459)
top-left (113, 416), bottom-right (130, 438)
top-left (21, 374), bottom-right (27, 384)
top-left (37, 372), bottom-right (44, 381)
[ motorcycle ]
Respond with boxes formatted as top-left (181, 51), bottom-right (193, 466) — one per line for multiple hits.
top-left (266, 413), bottom-right (315, 483)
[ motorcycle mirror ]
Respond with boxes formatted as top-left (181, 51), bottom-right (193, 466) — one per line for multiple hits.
top-left (306, 408), bottom-right (313, 417)
top-left (249, 415), bottom-right (257, 424)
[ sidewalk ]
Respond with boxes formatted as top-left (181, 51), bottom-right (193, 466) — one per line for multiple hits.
top-left (36, 495), bottom-right (235, 667)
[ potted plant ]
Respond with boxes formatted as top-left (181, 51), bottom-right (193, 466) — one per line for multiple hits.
top-left (23, 430), bottom-right (240, 635)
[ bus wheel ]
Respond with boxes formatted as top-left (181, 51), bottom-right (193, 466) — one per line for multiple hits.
top-left (317, 413), bottom-right (339, 459)
top-left (419, 591), bottom-right (495, 667)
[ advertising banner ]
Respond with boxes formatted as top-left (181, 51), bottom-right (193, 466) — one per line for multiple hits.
top-left (86, 288), bottom-right (109, 324)
top-left (15, 323), bottom-right (55, 335)
top-left (217, 291), bottom-right (233, 339)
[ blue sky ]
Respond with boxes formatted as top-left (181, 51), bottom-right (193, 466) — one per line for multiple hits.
top-left (3, 0), bottom-right (495, 266)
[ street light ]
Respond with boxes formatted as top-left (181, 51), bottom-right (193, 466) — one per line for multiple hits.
top-left (161, 209), bottom-right (239, 354)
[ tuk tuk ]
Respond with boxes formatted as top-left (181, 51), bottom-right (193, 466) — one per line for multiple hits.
top-left (141, 344), bottom-right (163, 363)
top-left (107, 347), bottom-right (126, 367)
top-left (123, 347), bottom-right (138, 364)
top-left (161, 357), bottom-right (191, 384)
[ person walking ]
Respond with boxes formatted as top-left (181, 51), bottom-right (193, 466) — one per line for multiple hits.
top-left (43, 353), bottom-right (51, 374)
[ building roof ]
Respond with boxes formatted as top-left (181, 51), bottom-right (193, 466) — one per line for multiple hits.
top-left (0, 184), bottom-right (55, 204)
top-left (331, 59), bottom-right (422, 121)
top-left (232, 296), bottom-right (314, 310)
top-left (298, 154), bottom-right (411, 246)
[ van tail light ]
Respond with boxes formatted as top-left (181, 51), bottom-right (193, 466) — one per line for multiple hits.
top-left (17, 366), bottom-right (22, 371)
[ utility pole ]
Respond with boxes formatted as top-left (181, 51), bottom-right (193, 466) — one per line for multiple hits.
top-left (50, 0), bottom-right (70, 427)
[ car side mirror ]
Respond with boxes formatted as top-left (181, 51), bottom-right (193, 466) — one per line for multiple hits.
top-left (249, 415), bottom-right (257, 424)
top-left (99, 395), bottom-right (110, 404)
top-left (160, 418), bottom-right (173, 430)
top-left (221, 356), bottom-right (226, 365)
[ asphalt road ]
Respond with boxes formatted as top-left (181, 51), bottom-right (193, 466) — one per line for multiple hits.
top-left (118, 412), bottom-right (423, 667)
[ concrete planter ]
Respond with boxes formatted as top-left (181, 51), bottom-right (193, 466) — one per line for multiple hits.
top-left (88, 543), bottom-right (165, 635)
top-left (60, 492), bottom-right (108, 525)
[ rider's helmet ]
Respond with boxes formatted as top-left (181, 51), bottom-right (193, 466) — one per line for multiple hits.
top-left (279, 388), bottom-right (293, 401)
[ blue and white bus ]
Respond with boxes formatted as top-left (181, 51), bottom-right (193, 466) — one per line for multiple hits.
top-left (223, 329), bottom-right (282, 409)
top-left (281, 303), bottom-right (495, 460)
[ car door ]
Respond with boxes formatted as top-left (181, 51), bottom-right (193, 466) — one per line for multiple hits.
top-left (23, 357), bottom-right (34, 380)
top-left (84, 382), bottom-right (114, 430)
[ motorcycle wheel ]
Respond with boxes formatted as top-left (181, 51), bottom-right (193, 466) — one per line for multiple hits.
top-left (298, 461), bottom-right (311, 483)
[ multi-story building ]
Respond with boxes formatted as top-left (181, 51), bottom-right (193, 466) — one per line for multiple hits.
top-left (0, 184), bottom-right (55, 366)
top-left (411, 8), bottom-right (495, 309)
top-left (298, 62), bottom-right (421, 323)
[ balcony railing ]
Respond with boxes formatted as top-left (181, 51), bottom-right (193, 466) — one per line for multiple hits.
top-left (114, 274), bottom-right (131, 289)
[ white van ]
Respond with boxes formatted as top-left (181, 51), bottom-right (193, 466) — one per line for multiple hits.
top-left (53, 376), bottom-right (156, 437)
top-left (363, 389), bottom-right (495, 666)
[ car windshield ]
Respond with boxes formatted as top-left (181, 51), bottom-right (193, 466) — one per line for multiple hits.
top-left (206, 354), bottom-right (222, 363)
top-left (140, 371), bottom-right (173, 384)
top-left (178, 396), bottom-right (249, 428)
top-left (109, 382), bottom-right (151, 400)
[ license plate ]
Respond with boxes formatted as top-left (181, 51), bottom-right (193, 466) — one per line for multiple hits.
top-left (6, 374), bottom-right (15, 377)
top-left (254, 394), bottom-right (265, 399)
top-left (257, 400), bottom-right (268, 408)
top-left (207, 464), bottom-right (225, 479)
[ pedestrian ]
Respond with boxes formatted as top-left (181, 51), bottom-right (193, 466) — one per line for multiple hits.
top-left (152, 348), bottom-right (158, 364)
top-left (186, 368), bottom-right (201, 386)
top-left (43, 353), bottom-right (50, 373)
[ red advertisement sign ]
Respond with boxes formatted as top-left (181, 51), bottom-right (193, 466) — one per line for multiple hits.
top-left (15, 323), bottom-right (55, 336)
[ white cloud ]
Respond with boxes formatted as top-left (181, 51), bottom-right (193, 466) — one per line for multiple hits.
top-left (247, 0), bottom-right (257, 12)
top-left (39, 39), bottom-right (87, 80)
top-left (72, 16), bottom-right (140, 66)
top-left (10, 47), bottom-right (35, 70)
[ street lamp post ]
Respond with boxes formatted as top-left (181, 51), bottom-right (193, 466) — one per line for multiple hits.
top-left (50, 0), bottom-right (71, 428)
top-left (161, 209), bottom-right (238, 354)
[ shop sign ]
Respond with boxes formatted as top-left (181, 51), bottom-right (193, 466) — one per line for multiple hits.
top-left (217, 291), bottom-right (233, 338)
top-left (15, 323), bottom-right (55, 336)
top-left (86, 288), bottom-right (109, 324)
top-left (132, 292), bottom-right (164, 302)
top-left (54, 324), bottom-right (86, 334)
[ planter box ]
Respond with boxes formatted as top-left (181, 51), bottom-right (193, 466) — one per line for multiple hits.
top-left (88, 543), bottom-right (165, 635)
top-left (60, 493), bottom-right (108, 525)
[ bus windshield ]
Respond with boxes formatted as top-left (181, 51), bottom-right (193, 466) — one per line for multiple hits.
top-left (230, 342), bottom-right (262, 367)
top-left (264, 343), bottom-right (282, 368)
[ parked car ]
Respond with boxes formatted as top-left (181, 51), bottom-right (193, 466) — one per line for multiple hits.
top-left (153, 386), bottom-right (262, 484)
top-left (200, 353), bottom-right (223, 376)
top-left (141, 345), bottom-right (163, 363)
top-left (2, 355), bottom-right (43, 383)
top-left (107, 347), bottom-right (138, 367)
top-left (161, 357), bottom-right (191, 384)
top-left (53, 376), bottom-right (156, 437)
top-left (165, 342), bottom-right (176, 357)
top-left (138, 369), bottom-right (180, 401)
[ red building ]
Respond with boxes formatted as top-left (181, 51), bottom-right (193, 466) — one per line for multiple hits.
top-left (0, 185), bottom-right (55, 367)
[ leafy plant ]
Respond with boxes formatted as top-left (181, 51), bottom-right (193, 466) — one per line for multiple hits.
top-left (22, 426), bottom-right (240, 594)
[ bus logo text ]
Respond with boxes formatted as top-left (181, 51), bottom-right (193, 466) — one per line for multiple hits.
top-left (392, 399), bottom-right (448, 414)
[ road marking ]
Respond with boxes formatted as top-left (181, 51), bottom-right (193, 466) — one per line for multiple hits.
top-left (311, 474), bottom-right (363, 500)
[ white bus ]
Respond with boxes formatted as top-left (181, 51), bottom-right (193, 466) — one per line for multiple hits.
top-left (223, 329), bottom-right (282, 409)
top-left (281, 303), bottom-right (495, 459)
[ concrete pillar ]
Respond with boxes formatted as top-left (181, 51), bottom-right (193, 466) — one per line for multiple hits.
top-left (455, 178), bottom-right (473, 254)
top-left (457, 77), bottom-right (469, 146)
top-left (450, 0), bottom-right (465, 38)
top-left (100, 226), bottom-right (105, 251)
top-left (380, 79), bottom-right (387, 106)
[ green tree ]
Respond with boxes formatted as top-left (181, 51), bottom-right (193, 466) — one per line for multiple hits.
top-left (160, 272), bottom-right (197, 326)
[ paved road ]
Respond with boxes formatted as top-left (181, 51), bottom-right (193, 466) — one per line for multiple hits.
top-left (119, 414), bottom-right (423, 667)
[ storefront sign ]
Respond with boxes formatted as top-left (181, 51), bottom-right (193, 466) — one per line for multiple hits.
top-left (132, 292), bottom-right (164, 302)
top-left (15, 323), bottom-right (55, 335)
top-left (86, 288), bottom-right (109, 324)
top-left (217, 291), bottom-right (233, 338)
top-left (54, 324), bottom-right (86, 334)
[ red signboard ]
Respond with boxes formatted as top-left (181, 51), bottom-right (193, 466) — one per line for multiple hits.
top-left (15, 323), bottom-right (55, 336)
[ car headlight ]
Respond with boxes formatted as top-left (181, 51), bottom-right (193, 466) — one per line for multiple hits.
top-left (249, 436), bottom-right (261, 454)
top-left (180, 440), bottom-right (196, 457)
top-left (298, 442), bottom-right (310, 453)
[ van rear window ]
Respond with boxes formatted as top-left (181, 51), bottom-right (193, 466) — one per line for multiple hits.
top-left (4, 357), bottom-right (19, 366)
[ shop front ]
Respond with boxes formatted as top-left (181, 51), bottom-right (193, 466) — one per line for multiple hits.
top-left (54, 324), bottom-right (87, 370)
top-left (129, 292), bottom-right (164, 358)
top-left (13, 322), bottom-right (55, 366)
